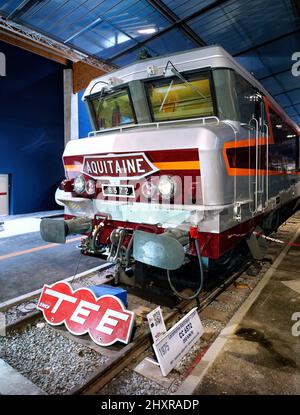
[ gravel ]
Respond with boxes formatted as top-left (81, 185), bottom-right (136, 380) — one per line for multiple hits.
top-left (0, 321), bottom-right (108, 395)
top-left (173, 338), bottom-right (208, 375)
top-left (201, 318), bottom-right (225, 331)
top-left (222, 289), bottom-right (245, 301)
top-left (72, 266), bottom-right (117, 289)
top-left (98, 369), bottom-right (168, 395)
top-left (210, 300), bottom-right (233, 313)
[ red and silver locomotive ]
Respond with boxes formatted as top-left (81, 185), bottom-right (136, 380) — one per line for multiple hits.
top-left (41, 46), bottom-right (300, 301)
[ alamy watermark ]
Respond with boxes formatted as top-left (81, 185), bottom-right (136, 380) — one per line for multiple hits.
top-left (291, 312), bottom-right (300, 336)
top-left (0, 52), bottom-right (6, 76)
top-left (291, 52), bottom-right (300, 77)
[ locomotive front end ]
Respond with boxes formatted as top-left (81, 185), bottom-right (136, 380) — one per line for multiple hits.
top-left (49, 123), bottom-right (208, 273)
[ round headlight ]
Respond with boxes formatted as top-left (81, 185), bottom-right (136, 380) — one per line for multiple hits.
top-left (157, 176), bottom-right (175, 199)
top-left (73, 175), bottom-right (85, 193)
top-left (141, 181), bottom-right (157, 198)
top-left (85, 179), bottom-right (96, 195)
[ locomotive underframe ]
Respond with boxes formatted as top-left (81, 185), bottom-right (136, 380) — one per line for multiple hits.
top-left (39, 193), bottom-right (299, 303)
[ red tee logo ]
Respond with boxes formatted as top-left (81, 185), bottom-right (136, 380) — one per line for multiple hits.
top-left (37, 281), bottom-right (135, 346)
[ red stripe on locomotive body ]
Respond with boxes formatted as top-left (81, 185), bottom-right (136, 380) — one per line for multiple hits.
top-left (63, 149), bottom-right (200, 166)
top-left (64, 155), bottom-right (83, 164)
top-left (196, 216), bottom-right (261, 260)
top-left (63, 149), bottom-right (201, 181)
top-left (146, 148), bottom-right (200, 162)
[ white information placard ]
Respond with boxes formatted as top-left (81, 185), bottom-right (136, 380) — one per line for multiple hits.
top-left (147, 306), bottom-right (166, 343)
top-left (153, 307), bottom-right (204, 376)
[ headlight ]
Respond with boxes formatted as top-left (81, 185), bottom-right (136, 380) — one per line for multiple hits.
top-left (85, 179), bottom-right (96, 195)
top-left (73, 175), bottom-right (85, 193)
top-left (141, 181), bottom-right (157, 198)
top-left (158, 176), bottom-right (175, 199)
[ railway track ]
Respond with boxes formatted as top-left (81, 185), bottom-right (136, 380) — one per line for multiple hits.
top-left (69, 259), bottom-right (253, 395)
top-left (0, 259), bottom-right (262, 395)
top-left (0, 212), bottom-right (298, 395)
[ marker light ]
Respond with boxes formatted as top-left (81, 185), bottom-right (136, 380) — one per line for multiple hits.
top-left (85, 179), bottom-right (96, 195)
top-left (157, 176), bottom-right (175, 199)
top-left (141, 181), bottom-right (157, 199)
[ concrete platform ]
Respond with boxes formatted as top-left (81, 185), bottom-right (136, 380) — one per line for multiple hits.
top-left (0, 210), bottom-right (62, 238)
top-left (178, 218), bottom-right (300, 395)
top-left (0, 359), bottom-right (45, 395)
top-left (0, 211), bottom-right (105, 302)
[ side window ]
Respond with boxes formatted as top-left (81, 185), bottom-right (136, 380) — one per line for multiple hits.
top-left (233, 73), bottom-right (261, 123)
top-left (269, 107), bottom-right (298, 172)
top-left (269, 108), bottom-right (297, 143)
top-left (213, 69), bottom-right (239, 121)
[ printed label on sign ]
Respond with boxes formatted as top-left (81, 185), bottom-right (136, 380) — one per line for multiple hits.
top-left (37, 281), bottom-right (135, 347)
top-left (82, 152), bottom-right (158, 180)
top-left (153, 307), bottom-right (203, 376)
top-left (147, 306), bottom-right (166, 343)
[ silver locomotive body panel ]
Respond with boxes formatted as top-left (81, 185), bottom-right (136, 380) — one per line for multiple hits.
top-left (59, 119), bottom-right (300, 236)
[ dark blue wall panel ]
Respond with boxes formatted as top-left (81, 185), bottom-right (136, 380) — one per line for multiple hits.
top-left (0, 41), bottom-right (64, 214)
top-left (78, 89), bottom-right (92, 138)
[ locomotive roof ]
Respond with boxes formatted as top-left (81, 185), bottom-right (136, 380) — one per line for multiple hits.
top-left (84, 45), bottom-right (299, 131)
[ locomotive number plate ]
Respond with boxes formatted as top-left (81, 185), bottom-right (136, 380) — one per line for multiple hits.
top-left (102, 184), bottom-right (135, 198)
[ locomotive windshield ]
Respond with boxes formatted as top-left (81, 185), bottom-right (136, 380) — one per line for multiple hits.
top-left (90, 89), bottom-right (135, 130)
top-left (146, 73), bottom-right (214, 122)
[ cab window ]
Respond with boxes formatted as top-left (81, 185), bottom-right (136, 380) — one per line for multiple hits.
top-left (146, 73), bottom-right (214, 122)
top-left (90, 89), bottom-right (135, 130)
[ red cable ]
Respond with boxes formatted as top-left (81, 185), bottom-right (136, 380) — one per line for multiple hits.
top-left (254, 231), bottom-right (300, 247)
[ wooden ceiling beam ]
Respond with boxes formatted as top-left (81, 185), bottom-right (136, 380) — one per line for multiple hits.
top-left (72, 61), bottom-right (105, 93)
top-left (0, 28), bottom-right (69, 66)
top-left (0, 29), bottom-right (107, 93)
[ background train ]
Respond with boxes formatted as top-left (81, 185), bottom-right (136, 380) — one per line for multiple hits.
top-left (41, 46), bottom-right (300, 302)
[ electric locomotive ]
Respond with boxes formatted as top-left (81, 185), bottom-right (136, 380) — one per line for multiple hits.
top-left (41, 46), bottom-right (300, 300)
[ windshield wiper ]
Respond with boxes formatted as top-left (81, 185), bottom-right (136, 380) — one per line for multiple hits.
top-left (96, 87), bottom-right (107, 120)
top-left (164, 60), bottom-right (207, 100)
top-left (159, 80), bottom-right (174, 112)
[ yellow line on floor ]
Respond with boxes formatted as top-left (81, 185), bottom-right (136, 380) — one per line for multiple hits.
top-left (0, 236), bottom-right (82, 261)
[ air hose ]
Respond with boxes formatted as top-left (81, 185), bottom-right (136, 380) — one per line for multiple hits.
top-left (91, 223), bottom-right (103, 252)
top-left (167, 238), bottom-right (204, 300)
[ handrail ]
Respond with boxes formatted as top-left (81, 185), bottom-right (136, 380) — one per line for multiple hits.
top-left (263, 122), bottom-right (269, 207)
top-left (248, 117), bottom-right (259, 214)
top-left (88, 116), bottom-right (220, 137)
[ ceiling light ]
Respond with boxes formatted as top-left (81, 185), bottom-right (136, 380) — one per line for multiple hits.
top-left (138, 28), bottom-right (157, 35)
